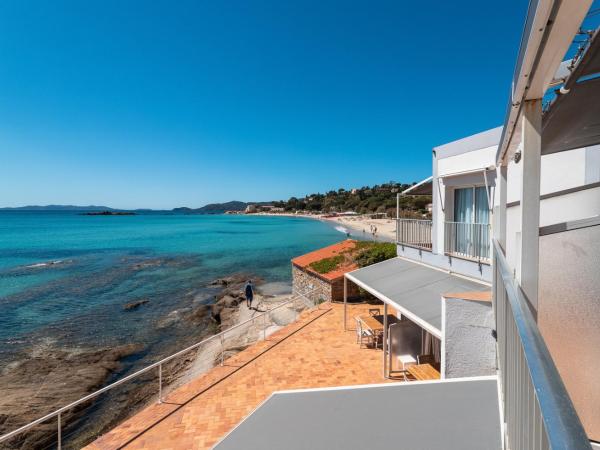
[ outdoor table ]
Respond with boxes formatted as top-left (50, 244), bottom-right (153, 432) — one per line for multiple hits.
top-left (358, 315), bottom-right (384, 333)
top-left (407, 363), bottom-right (441, 380)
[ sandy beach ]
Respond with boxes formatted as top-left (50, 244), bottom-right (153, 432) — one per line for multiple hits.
top-left (322, 216), bottom-right (396, 241)
top-left (249, 212), bottom-right (396, 242)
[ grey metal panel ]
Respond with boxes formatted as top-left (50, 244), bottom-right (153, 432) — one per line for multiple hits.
top-left (539, 223), bottom-right (600, 441)
top-left (215, 379), bottom-right (502, 450)
top-left (543, 77), bottom-right (600, 154)
top-left (348, 258), bottom-right (488, 332)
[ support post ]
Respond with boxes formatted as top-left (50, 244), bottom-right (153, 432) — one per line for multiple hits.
top-left (383, 303), bottom-right (388, 379)
top-left (57, 412), bottom-right (62, 450)
top-left (220, 334), bottom-right (225, 366)
top-left (519, 99), bottom-right (541, 311)
top-left (396, 193), bottom-right (400, 243)
top-left (343, 276), bottom-right (348, 331)
top-left (158, 364), bottom-right (162, 404)
top-left (497, 164), bottom-right (508, 253)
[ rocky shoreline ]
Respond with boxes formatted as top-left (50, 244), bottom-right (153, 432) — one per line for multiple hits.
top-left (0, 273), bottom-right (294, 449)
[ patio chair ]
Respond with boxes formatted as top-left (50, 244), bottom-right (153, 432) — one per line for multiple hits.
top-left (368, 308), bottom-right (380, 316)
top-left (355, 317), bottom-right (373, 348)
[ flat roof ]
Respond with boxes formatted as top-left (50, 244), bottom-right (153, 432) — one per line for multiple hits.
top-left (345, 257), bottom-right (489, 337)
top-left (215, 378), bottom-right (502, 450)
top-left (434, 126), bottom-right (502, 159)
top-left (292, 240), bottom-right (358, 281)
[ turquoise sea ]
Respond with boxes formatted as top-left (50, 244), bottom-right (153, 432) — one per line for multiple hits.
top-left (0, 212), bottom-right (345, 361)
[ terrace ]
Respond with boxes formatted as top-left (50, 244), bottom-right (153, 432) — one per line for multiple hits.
top-left (84, 302), bottom-right (393, 450)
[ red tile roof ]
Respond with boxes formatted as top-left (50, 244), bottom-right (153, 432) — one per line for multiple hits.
top-left (292, 240), bottom-right (358, 281)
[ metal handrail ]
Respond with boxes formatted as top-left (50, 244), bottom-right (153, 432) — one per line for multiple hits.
top-left (492, 240), bottom-right (590, 449)
top-left (396, 218), bottom-right (433, 250)
top-left (445, 221), bottom-right (491, 261)
top-left (0, 288), bottom-right (319, 447)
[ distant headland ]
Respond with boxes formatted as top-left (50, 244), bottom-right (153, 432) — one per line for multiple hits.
top-left (0, 181), bottom-right (431, 217)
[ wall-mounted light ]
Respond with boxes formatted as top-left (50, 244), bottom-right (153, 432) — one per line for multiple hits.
top-left (513, 150), bottom-right (522, 164)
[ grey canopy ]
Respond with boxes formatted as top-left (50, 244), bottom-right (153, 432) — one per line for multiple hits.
top-left (345, 257), bottom-right (488, 337)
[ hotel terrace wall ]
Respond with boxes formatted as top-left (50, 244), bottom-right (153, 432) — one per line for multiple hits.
top-left (291, 240), bottom-right (361, 303)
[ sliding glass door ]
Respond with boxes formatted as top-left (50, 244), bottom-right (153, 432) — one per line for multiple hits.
top-left (451, 186), bottom-right (490, 259)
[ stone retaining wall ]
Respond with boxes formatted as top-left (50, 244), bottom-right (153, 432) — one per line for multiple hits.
top-left (292, 265), bottom-right (360, 303)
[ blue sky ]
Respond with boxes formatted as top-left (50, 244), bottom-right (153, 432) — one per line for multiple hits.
top-left (0, 0), bottom-right (527, 209)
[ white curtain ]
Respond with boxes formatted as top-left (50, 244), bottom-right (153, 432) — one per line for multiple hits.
top-left (453, 188), bottom-right (473, 254)
top-left (453, 188), bottom-right (473, 223)
top-left (474, 186), bottom-right (489, 224)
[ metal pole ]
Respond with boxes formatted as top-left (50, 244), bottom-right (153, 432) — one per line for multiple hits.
top-left (293, 297), bottom-right (298, 321)
top-left (343, 276), bottom-right (348, 331)
top-left (498, 165), bottom-right (507, 252)
top-left (158, 364), bottom-right (162, 404)
top-left (57, 412), bottom-right (61, 450)
top-left (383, 303), bottom-right (388, 379)
top-left (220, 334), bottom-right (225, 366)
top-left (396, 193), bottom-right (400, 243)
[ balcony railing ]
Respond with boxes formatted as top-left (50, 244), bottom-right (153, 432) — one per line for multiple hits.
top-left (492, 240), bottom-right (591, 450)
top-left (444, 221), bottom-right (491, 262)
top-left (396, 219), bottom-right (433, 250)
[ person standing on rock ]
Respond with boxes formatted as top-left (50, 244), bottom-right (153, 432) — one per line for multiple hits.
top-left (245, 280), bottom-right (254, 309)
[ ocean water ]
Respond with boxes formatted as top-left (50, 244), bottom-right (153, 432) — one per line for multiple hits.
top-left (0, 211), bottom-right (345, 361)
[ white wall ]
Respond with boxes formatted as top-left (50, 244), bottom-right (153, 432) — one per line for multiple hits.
top-left (504, 146), bottom-right (600, 272)
top-left (437, 146), bottom-right (496, 178)
top-left (443, 298), bottom-right (496, 379)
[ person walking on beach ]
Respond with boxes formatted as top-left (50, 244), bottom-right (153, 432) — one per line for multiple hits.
top-left (244, 280), bottom-right (254, 309)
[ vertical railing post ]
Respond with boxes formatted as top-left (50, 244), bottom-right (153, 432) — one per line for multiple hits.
top-left (343, 277), bottom-right (348, 331)
top-left (220, 333), bottom-right (225, 366)
top-left (57, 412), bottom-right (62, 450)
top-left (263, 312), bottom-right (267, 341)
top-left (294, 296), bottom-right (298, 322)
top-left (158, 364), bottom-right (162, 404)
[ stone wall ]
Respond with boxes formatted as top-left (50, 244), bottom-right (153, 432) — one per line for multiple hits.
top-left (292, 265), bottom-right (360, 303)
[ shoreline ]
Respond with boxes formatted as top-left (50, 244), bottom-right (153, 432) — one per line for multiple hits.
top-left (248, 212), bottom-right (396, 242)
top-left (0, 273), bottom-right (294, 449)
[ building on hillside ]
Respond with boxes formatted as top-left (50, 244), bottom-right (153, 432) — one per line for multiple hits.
top-left (291, 240), bottom-right (361, 304)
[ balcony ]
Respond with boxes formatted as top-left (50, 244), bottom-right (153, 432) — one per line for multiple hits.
top-left (396, 218), bottom-right (433, 250)
top-left (444, 221), bottom-right (491, 263)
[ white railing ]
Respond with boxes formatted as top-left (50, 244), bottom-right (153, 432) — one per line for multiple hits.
top-left (396, 219), bottom-right (433, 250)
top-left (0, 289), bottom-right (322, 450)
top-left (492, 240), bottom-right (591, 450)
top-left (445, 221), bottom-right (491, 262)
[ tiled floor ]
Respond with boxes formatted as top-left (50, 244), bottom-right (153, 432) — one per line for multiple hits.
top-left (86, 303), bottom-right (391, 449)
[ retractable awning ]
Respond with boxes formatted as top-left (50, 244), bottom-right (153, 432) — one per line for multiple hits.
top-left (345, 257), bottom-right (488, 338)
top-left (401, 176), bottom-right (432, 196)
top-left (542, 28), bottom-right (600, 154)
top-left (215, 378), bottom-right (502, 450)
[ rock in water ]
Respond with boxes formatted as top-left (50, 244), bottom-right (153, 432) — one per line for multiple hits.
top-left (123, 299), bottom-right (150, 311)
top-left (0, 343), bottom-right (142, 449)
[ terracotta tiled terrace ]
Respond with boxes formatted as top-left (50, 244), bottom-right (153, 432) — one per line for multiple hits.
top-left (86, 302), bottom-right (391, 450)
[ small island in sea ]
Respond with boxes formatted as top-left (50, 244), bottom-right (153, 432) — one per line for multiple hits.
top-left (80, 211), bottom-right (136, 216)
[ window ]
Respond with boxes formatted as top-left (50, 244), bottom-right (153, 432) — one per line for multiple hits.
top-left (453, 186), bottom-right (489, 224)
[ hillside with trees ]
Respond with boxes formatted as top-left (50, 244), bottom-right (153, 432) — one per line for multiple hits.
top-left (271, 181), bottom-right (431, 218)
